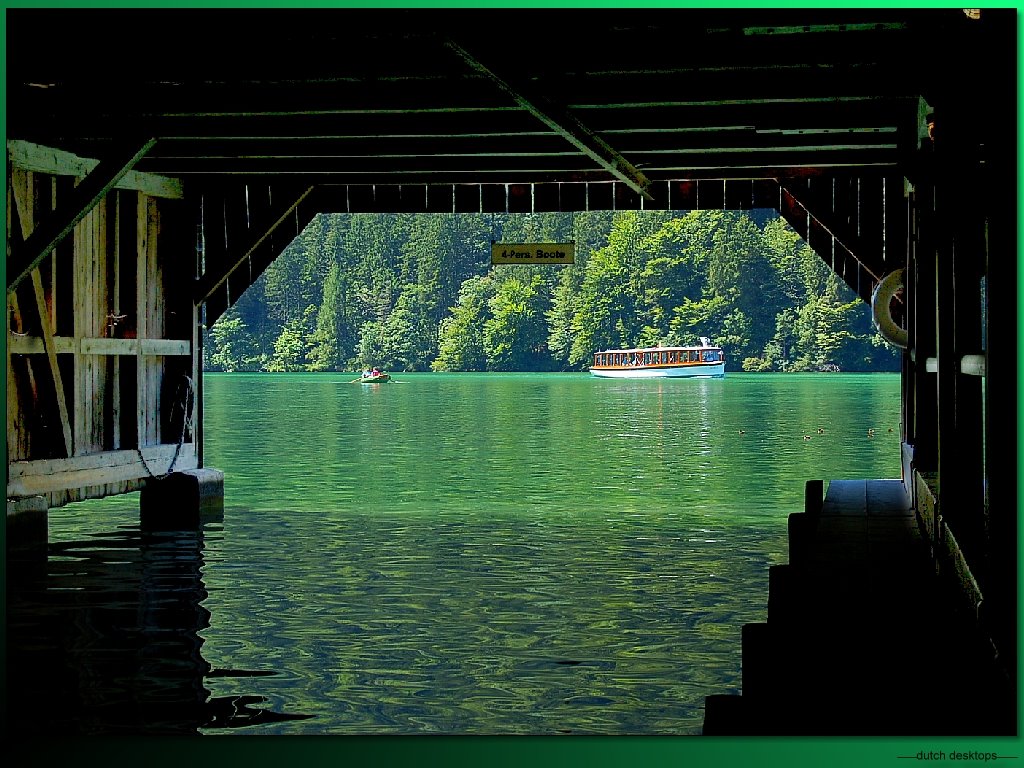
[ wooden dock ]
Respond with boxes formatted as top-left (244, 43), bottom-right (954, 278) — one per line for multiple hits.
top-left (703, 479), bottom-right (1014, 735)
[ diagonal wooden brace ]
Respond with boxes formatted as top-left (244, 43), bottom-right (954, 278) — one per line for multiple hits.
top-left (445, 38), bottom-right (653, 201)
top-left (194, 184), bottom-right (317, 307)
top-left (7, 138), bottom-right (156, 294)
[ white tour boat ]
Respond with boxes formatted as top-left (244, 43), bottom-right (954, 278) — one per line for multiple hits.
top-left (590, 338), bottom-right (725, 379)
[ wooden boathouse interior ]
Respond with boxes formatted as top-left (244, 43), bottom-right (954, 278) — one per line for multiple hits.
top-left (5, 8), bottom-right (1017, 735)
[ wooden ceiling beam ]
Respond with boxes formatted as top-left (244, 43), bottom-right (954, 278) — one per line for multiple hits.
top-left (134, 145), bottom-right (898, 178)
top-left (443, 38), bottom-right (654, 201)
top-left (138, 128), bottom-right (897, 162)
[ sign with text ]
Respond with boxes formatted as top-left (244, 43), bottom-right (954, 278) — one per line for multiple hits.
top-left (491, 242), bottom-right (575, 265)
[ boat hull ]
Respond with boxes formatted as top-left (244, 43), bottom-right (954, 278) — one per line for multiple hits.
top-left (590, 363), bottom-right (725, 379)
top-left (360, 374), bottom-right (390, 384)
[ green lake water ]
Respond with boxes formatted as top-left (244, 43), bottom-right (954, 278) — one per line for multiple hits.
top-left (9, 372), bottom-right (903, 735)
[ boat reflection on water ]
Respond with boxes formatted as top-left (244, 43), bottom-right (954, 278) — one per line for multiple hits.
top-left (5, 511), bottom-right (313, 735)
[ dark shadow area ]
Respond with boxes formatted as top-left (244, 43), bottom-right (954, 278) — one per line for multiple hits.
top-left (4, 515), bottom-right (313, 736)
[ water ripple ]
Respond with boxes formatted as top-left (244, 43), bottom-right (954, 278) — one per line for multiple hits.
top-left (14, 372), bottom-right (901, 735)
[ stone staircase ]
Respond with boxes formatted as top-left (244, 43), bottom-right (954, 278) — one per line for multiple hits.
top-left (702, 479), bottom-right (1013, 735)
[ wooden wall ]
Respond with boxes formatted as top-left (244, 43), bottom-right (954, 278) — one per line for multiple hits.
top-left (6, 142), bottom-right (199, 507)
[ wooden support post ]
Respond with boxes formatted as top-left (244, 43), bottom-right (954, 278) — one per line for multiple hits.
top-left (7, 139), bottom-right (156, 294)
top-left (7, 496), bottom-right (48, 562)
top-left (982, 141), bottom-right (1017, 686)
top-left (949, 174), bottom-right (986, 568)
top-left (31, 270), bottom-right (73, 456)
top-left (912, 170), bottom-right (938, 475)
top-left (139, 468), bottom-right (224, 529)
top-left (933, 169), bottom-right (957, 560)
top-left (11, 167), bottom-right (74, 457)
top-left (137, 194), bottom-right (162, 449)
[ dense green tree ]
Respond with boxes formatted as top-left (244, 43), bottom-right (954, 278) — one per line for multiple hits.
top-left (307, 262), bottom-right (345, 371)
top-left (205, 307), bottom-right (265, 372)
top-left (266, 305), bottom-right (318, 372)
top-left (204, 210), bottom-right (900, 375)
top-left (483, 275), bottom-right (551, 371)
top-left (433, 276), bottom-right (493, 371)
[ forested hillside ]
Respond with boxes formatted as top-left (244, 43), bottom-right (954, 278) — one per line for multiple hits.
top-left (202, 210), bottom-right (900, 374)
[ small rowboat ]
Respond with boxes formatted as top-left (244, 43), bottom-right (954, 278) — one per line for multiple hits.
top-left (360, 373), bottom-right (390, 384)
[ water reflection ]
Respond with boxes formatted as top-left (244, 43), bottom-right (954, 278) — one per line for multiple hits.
top-left (15, 372), bottom-right (899, 735)
top-left (5, 513), bottom-right (313, 735)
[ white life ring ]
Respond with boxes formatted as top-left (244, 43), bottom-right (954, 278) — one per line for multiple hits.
top-left (871, 269), bottom-right (908, 349)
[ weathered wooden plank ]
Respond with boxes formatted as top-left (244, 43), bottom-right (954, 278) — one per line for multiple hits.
top-left (137, 194), bottom-right (150, 448)
top-left (7, 348), bottom-right (23, 460)
top-left (195, 184), bottom-right (315, 304)
top-left (73, 185), bottom-right (86, 456)
top-left (111, 192), bottom-right (123, 449)
top-left (81, 337), bottom-right (134, 355)
top-left (96, 195), bottom-right (109, 450)
top-left (7, 335), bottom-right (76, 355)
top-left (30, 271), bottom-right (74, 457)
top-left (138, 195), bottom-right (160, 447)
top-left (7, 138), bottom-right (157, 294)
top-left (81, 195), bottom-right (107, 453)
top-left (7, 443), bottom-right (198, 497)
top-left (77, 337), bottom-right (191, 356)
top-left (7, 176), bottom-right (46, 461)
top-left (141, 339), bottom-right (191, 356)
top-left (5, 335), bottom-right (189, 356)
top-left (191, 295), bottom-right (202, 468)
top-left (7, 174), bottom-right (23, 459)
top-left (8, 140), bottom-right (183, 199)
top-left (146, 194), bottom-right (163, 441)
top-left (12, 166), bottom-right (76, 458)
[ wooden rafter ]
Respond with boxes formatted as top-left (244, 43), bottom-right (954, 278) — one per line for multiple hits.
top-left (6, 138), bottom-right (156, 294)
top-left (194, 184), bottom-right (317, 305)
top-left (444, 38), bottom-right (654, 201)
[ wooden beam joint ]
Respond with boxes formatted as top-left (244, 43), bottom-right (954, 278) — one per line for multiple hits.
top-left (444, 38), bottom-right (653, 201)
top-left (7, 138), bottom-right (157, 294)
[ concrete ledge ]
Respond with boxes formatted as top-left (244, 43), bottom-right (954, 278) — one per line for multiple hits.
top-left (139, 468), bottom-right (224, 529)
top-left (787, 512), bottom-right (817, 566)
top-left (915, 470), bottom-right (939, 545)
top-left (7, 495), bottom-right (48, 559)
top-left (702, 694), bottom-right (750, 735)
top-left (804, 479), bottom-right (824, 515)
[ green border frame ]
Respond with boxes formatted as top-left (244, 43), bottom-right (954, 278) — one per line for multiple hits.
top-left (2, 2), bottom-right (1020, 767)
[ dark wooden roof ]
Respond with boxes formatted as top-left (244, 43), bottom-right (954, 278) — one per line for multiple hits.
top-left (7, 7), bottom-right (1008, 190)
